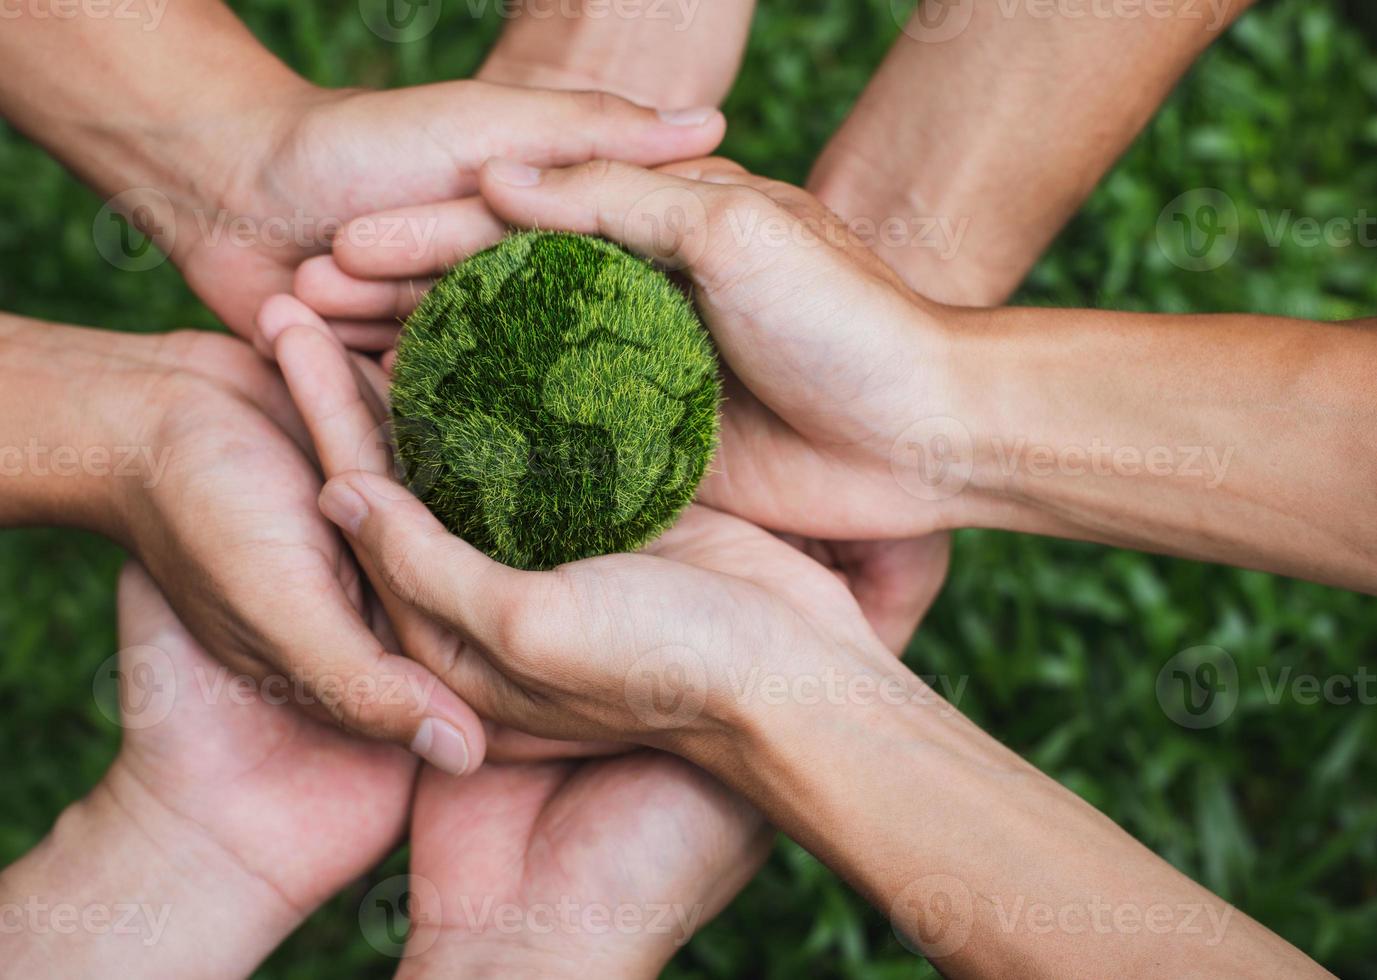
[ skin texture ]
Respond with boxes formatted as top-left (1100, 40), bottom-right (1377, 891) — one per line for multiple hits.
top-left (397, 754), bottom-right (771, 979)
top-left (310, 0), bottom-right (1257, 652)
top-left (0, 0), bottom-right (725, 345)
top-left (1, 566), bottom-right (766, 978)
top-left (0, 314), bottom-right (628, 772)
top-left (476, 0), bottom-right (756, 109)
top-left (809, 0), bottom-right (1259, 303)
top-left (469, 157), bottom-right (1377, 594)
top-left (257, 294), bottom-right (862, 979)
top-left (256, 271), bottom-right (1331, 976)
top-left (0, 564), bottom-right (414, 977)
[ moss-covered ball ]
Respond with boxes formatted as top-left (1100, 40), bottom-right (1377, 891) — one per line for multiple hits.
top-left (390, 230), bottom-right (720, 570)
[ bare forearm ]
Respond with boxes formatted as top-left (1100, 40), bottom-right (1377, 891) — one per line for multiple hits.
top-left (943, 306), bottom-right (1377, 592)
top-left (0, 0), bottom-right (307, 222)
top-left (478, 0), bottom-right (755, 108)
top-left (810, 0), bottom-right (1255, 303)
top-left (0, 777), bottom-right (299, 976)
top-left (0, 315), bottom-right (139, 535)
top-left (686, 647), bottom-right (1327, 978)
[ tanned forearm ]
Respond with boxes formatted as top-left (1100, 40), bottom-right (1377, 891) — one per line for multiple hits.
top-left (810, 0), bottom-right (1258, 304)
top-left (937, 305), bottom-right (1377, 592)
top-left (679, 640), bottom-right (1329, 978)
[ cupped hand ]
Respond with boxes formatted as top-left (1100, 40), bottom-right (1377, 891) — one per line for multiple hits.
top-left (396, 753), bottom-right (770, 978)
top-left (290, 157), bottom-right (961, 649)
top-left (465, 157), bottom-right (975, 543)
top-left (469, 157), bottom-right (966, 652)
top-left (171, 81), bottom-right (723, 347)
top-left (101, 561), bottom-right (416, 921)
top-left (107, 329), bottom-right (487, 771)
top-left (258, 294), bottom-right (896, 748)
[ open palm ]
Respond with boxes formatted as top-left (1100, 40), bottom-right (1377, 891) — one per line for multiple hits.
top-left (398, 752), bottom-right (769, 977)
top-left (106, 562), bottom-right (416, 915)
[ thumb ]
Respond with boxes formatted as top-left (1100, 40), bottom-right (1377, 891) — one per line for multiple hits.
top-left (317, 471), bottom-right (532, 651)
top-left (470, 81), bottom-right (725, 170)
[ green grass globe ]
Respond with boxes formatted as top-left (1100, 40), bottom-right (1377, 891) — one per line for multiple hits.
top-left (390, 230), bottom-right (721, 570)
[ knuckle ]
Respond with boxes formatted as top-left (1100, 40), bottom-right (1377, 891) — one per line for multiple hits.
top-left (705, 185), bottom-right (774, 235)
top-left (488, 575), bottom-right (565, 668)
top-left (491, 593), bottom-right (543, 662)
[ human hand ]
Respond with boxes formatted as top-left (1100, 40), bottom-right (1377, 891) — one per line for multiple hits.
top-left (104, 561), bottom-right (418, 922)
top-left (395, 753), bottom-right (769, 979)
top-left (92, 328), bottom-right (487, 771)
top-left (0, 562), bottom-right (414, 976)
top-left (289, 154), bottom-right (958, 649)
top-left (257, 294), bottom-right (901, 749)
top-left (172, 81), bottom-right (723, 347)
top-left (461, 158), bottom-right (975, 543)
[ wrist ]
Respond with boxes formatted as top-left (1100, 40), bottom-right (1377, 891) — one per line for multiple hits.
top-left (0, 768), bottom-right (300, 976)
top-left (856, 297), bottom-right (1010, 536)
top-left (0, 317), bottom-right (166, 538)
top-left (808, 152), bottom-right (1023, 307)
top-left (477, 0), bottom-right (747, 108)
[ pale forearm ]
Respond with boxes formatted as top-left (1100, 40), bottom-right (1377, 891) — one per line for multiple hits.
top-left (478, 0), bottom-right (755, 108)
top-left (943, 306), bottom-right (1377, 592)
top-left (810, 0), bottom-right (1255, 303)
top-left (0, 777), bottom-right (300, 976)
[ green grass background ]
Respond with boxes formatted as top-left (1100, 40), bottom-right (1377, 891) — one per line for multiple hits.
top-left (3, 0), bottom-right (1377, 975)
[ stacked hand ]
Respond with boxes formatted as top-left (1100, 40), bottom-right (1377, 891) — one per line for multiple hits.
top-left (0, 560), bottom-right (414, 976)
top-left (6, 322), bottom-right (490, 770)
top-left (290, 157), bottom-right (963, 649)
top-left (171, 82), bottom-right (725, 348)
top-left (399, 753), bottom-right (769, 978)
top-left (0, 558), bottom-right (770, 978)
top-left (257, 292), bottom-right (921, 747)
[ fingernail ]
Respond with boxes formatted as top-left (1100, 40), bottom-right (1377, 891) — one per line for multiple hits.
top-left (318, 482), bottom-right (369, 536)
top-left (412, 718), bottom-right (470, 776)
top-left (486, 157), bottom-right (542, 187)
top-left (658, 106), bottom-right (716, 127)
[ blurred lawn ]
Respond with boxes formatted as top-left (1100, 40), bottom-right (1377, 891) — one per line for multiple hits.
top-left (3, 0), bottom-right (1377, 976)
